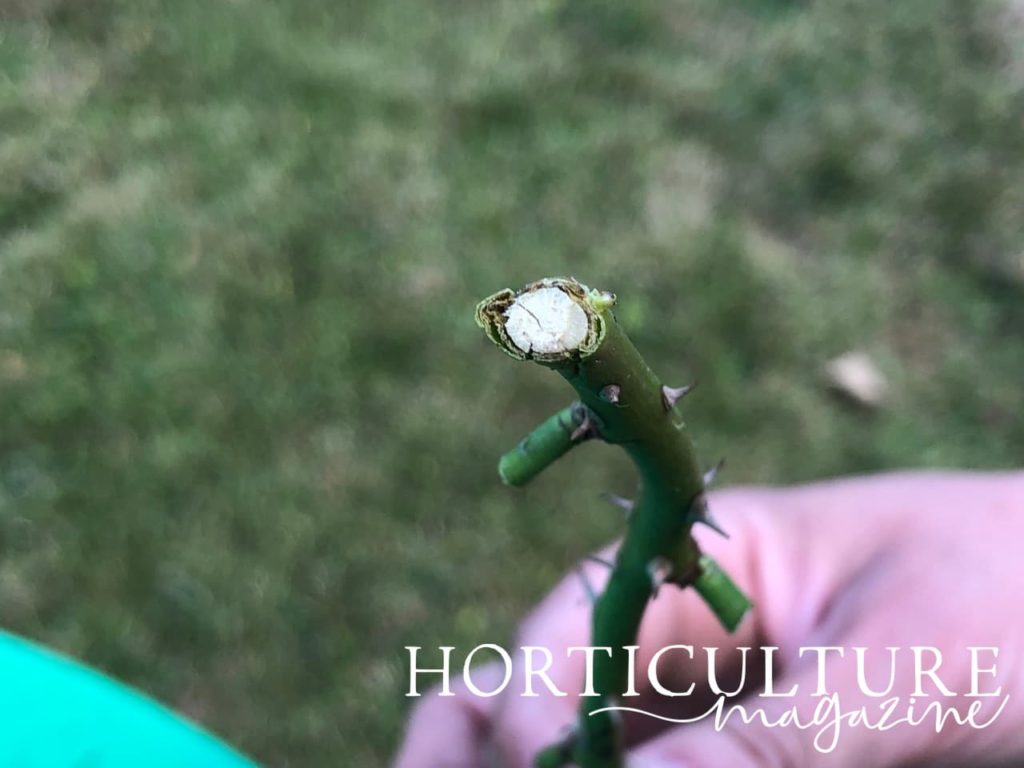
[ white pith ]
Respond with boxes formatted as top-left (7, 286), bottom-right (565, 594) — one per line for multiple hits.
top-left (503, 287), bottom-right (589, 355)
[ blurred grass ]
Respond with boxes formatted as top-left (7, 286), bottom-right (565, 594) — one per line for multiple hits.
top-left (1, 0), bottom-right (1023, 765)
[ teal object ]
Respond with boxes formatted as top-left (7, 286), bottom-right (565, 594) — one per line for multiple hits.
top-left (0, 630), bottom-right (259, 767)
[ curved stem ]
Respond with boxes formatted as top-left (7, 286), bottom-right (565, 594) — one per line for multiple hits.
top-left (476, 278), bottom-right (751, 768)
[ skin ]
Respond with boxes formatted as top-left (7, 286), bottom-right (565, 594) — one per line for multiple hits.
top-left (393, 471), bottom-right (1024, 768)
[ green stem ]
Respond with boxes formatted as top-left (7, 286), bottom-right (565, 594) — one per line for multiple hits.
top-left (476, 278), bottom-right (752, 768)
top-left (499, 402), bottom-right (595, 486)
top-left (693, 555), bottom-right (751, 633)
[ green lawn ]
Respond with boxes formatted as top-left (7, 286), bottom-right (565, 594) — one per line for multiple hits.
top-left (1, 1), bottom-right (1023, 765)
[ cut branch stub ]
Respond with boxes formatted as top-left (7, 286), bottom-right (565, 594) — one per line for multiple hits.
top-left (476, 277), bottom-right (752, 768)
top-left (692, 555), bottom-right (751, 632)
top-left (498, 402), bottom-right (597, 487)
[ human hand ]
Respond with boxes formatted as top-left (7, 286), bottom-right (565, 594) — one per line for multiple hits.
top-left (394, 471), bottom-right (1024, 767)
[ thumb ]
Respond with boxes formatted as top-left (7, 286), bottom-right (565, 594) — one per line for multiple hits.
top-left (624, 482), bottom-right (916, 768)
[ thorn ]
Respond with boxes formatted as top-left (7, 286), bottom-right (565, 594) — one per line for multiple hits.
top-left (585, 554), bottom-right (614, 570)
top-left (575, 566), bottom-right (598, 604)
top-left (602, 492), bottom-right (635, 518)
top-left (703, 458), bottom-right (725, 487)
top-left (646, 557), bottom-right (674, 598)
top-left (599, 384), bottom-right (621, 404)
top-left (661, 383), bottom-right (695, 411)
top-left (695, 512), bottom-right (730, 539)
top-left (690, 492), bottom-right (730, 539)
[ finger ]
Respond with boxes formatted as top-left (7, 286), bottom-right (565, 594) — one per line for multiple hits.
top-left (680, 479), bottom-right (917, 667)
top-left (392, 662), bottom-right (505, 768)
top-left (495, 479), bottom-right (904, 766)
top-left (627, 477), bottom-right (1014, 768)
top-left (618, 482), bottom-right (909, 754)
